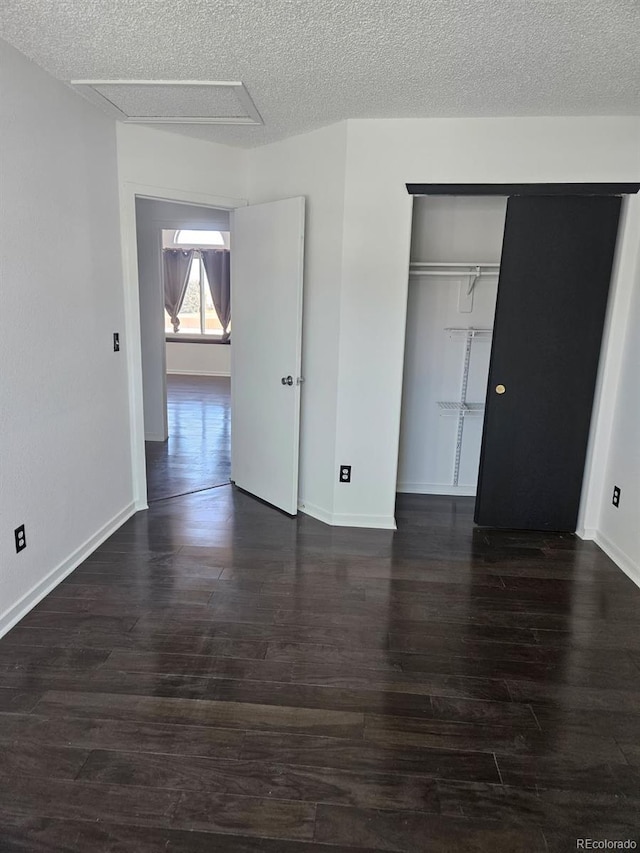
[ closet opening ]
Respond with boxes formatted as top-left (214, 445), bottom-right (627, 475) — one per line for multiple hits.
top-left (397, 195), bottom-right (506, 502)
top-left (396, 184), bottom-right (634, 532)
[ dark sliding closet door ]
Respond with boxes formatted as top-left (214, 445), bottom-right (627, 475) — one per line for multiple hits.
top-left (475, 195), bottom-right (621, 532)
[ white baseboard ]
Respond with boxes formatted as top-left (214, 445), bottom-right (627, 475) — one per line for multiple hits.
top-left (397, 483), bottom-right (477, 497)
top-left (332, 513), bottom-right (397, 530)
top-left (166, 369), bottom-right (230, 377)
top-left (576, 527), bottom-right (597, 541)
top-left (299, 501), bottom-right (397, 530)
top-left (593, 530), bottom-right (640, 590)
top-left (298, 501), bottom-right (334, 526)
top-left (0, 502), bottom-right (137, 640)
top-left (145, 433), bottom-right (168, 442)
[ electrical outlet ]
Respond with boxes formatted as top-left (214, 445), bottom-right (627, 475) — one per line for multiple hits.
top-left (14, 524), bottom-right (26, 553)
top-left (113, 332), bottom-right (120, 352)
top-left (612, 486), bottom-right (621, 508)
top-left (339, 465), bottom-right (351, 483)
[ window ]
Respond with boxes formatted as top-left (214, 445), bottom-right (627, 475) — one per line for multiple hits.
top-left (175, 229), bottom-right (224, 246)
top-left (164, 255), bottom-right (228, 338)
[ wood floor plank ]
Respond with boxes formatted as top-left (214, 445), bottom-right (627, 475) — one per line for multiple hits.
top-left (363, 714), bottom-right (624, 761)
top-left (240, 732), bottom-right (501, 783)
top-left (77, 749), bottom-right (441, 811)
top-left (16, 612), bottom-right (140, 633)
top-left (34, 691), bottom-right (365, 738)
top-left (314, 804), bottom-right (548, 852)
top-left (0, 645), bottom-right (111, 672)
top-left (0, 773), bottom-right (179, 827)
top-left (0, 814), bottom-right (384, 853)
top-left (289, 661), bottom-right (511, 702)
top-left (531, 705), bottom-right (640, 741)
top-left (506, 678), bottom-right (640, 712)
top-left (438, 780), bottom-right (640, 830)
top-left (0, 817), bottom-right (256, 853)
top-left (265, 642), bottom-right (403, 671)
top-left (428, 695), bottom-right (538, 728)
top-left (103, 649), bottom-right (293, 681)
top-left (52, 576), bottom-right (223, 594)
top-left (206, 677), bottom-right (459, 717)
top-left (532, 625), bottom-right (640, 651)
top-left (0, 688), bottom-right (41, 714)
top-left (0, 668), bottom-right (225, 701)
top-left (1, 626), bottom-right (269, 659)
top-left (0, 712), bottom-right (244, 759)
top-left (0, 743), bottom-right (89, 780)
top-left (171, 792), bottom-right (316, 841)
top-left (73, 561), bottom-right (226, 579)
top-left (130, 618), bottom-right (389, 649)
top-left (388, 625), bottom-right (539, 654)
top-left (494, 753), bottom-right (636, 794)
top-left (34, 588), bottom-right (214, 613)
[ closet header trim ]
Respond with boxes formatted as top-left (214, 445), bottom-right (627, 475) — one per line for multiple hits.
top-left (405, 183), bottom-right (640, 197)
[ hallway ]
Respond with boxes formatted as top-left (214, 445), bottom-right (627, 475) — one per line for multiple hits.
top-left (1, 489), bottom-right (640, 849)
top-left (145, 374), bottom-right (231, 502)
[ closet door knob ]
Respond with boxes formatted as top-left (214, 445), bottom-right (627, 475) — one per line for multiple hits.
top-left (495, 384), bottom-right (506, 395)
top-left (281, 375), bottom-right (294, 386)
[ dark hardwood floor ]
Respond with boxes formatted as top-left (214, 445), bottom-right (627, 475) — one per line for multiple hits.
top-left (145, 374), bottom-right (231, 502)
top-left (2, 486), bottom-right (640, 848)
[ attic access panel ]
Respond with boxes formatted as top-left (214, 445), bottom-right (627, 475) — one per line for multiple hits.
top-left (70, 80), bottom-right (263, 125)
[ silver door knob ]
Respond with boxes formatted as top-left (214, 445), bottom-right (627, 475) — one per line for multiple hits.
top-left (281, 375), bottom-right (293, 386)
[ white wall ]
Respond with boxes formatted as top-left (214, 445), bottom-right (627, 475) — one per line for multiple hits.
top-left (135, 197), bottom-right (230, 440)
top-left (249, 122), bottom-right (348, 523)
top-left (117, 124), bottom-right (249, 203)
top-left (398, 197), bottom-right (505, 495)
top-left (331, 117), bottom-right (640, 529)
top-left (117, 125), bottom-right (248, 502)
top-left (592, 202), bottom-right (640, 583)
top-left (166, 342), bottom-right (231, 376)
top-left (0, 40), bottom-right (133, 635)
top-left (410, 196), bottom-right (508, 262)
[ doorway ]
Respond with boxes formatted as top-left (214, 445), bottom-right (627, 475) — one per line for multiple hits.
top-left (127, 189), bottom-right (306, 515)
top-left (134, 198), bottom-right (232, 502)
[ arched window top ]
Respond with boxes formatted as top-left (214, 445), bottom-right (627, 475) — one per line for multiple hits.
top-left (175, 229), bottom-right (224, 246)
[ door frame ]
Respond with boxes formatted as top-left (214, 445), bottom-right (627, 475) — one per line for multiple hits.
top-left (398, 182), bottom-right (639, 532)
top-left (119, 181), bottom-right (247, 509)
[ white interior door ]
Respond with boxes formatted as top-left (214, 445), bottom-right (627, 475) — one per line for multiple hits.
top-left (231, 197), bottom-right (305, 514)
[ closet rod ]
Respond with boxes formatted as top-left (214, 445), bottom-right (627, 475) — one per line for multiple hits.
top-left (410, 262), bottom-right (499, 268)
top-left (409, 270), bottom-right (498, 277)
top-left (409, 262), bottom-right (499, 279)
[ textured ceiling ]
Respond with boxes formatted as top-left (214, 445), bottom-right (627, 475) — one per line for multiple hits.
top-left (1, 0), bottom-right (639, 148)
